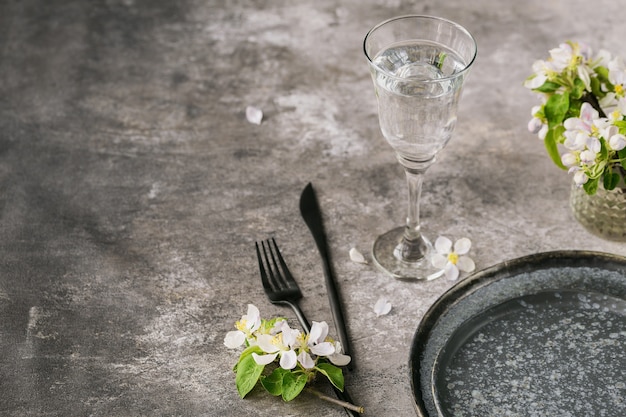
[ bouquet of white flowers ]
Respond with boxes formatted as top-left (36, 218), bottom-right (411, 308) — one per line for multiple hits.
top-left (525, 41), bottom-right (626, 195)
top-left (224, 304), bottom-right (361, 412)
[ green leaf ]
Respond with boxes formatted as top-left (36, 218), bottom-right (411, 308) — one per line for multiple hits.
top-left (258, 317), bottom-right (286, 334)
top-left (614, 120), bottom-right (626, 131)
top-left (619, 148), bottom-right (626, 170)
top-left (599, 138), bottom-right (609, 161)
top-left (571, 78), bottom-right (586, 99)
top-left (595, 66), bottom-right (611, 85)
top-left (603, 171), bottom-right (620, 190)
top-left (544, 92), bottom-right (570, 127)
top-left (281, 372), bottom-right (307, 402)
top-left (260, 368), bottom-right (288, 396)
top-left (589, 76), bottom-right (603, 99)
top-left (234, 345), bottom-right (262, 372)
top-left (235, 352), bottom-right (264, 398)
top-left (534, 81), bottom-right (561, 93)
top-left (583, 177), bottom-right (599, 195)
top-left (315, 362), bottom-right (345, 391)
top-left (545, 126), bottom-right (566, 169)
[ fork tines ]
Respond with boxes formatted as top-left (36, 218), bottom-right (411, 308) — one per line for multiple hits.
top-left (256, 239), bottom-right (302, 299)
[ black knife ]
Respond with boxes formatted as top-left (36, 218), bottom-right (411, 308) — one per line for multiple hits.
top-left (299, 182), bottom-right (354, 367)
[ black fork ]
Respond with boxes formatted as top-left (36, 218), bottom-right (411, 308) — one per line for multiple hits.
top-left (255, 238), bottom-right (361, 416)
top-left (255, 238), bottom-right (310, 332)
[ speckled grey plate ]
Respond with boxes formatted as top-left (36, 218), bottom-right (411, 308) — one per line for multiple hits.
top-left (409, 251), bottom-right (626, 417)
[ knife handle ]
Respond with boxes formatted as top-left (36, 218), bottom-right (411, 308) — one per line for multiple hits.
top-left (300, 183), bottom-right (354, 369)
top-left (319, 249), bottom-right (354, 370)
top-left (288, 299), bottom-right (360, 415)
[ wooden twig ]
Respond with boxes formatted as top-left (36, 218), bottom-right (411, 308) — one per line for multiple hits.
top-left (305, 387), bottom-right (365, 414)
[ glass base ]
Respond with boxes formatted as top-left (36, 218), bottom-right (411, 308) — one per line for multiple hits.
top-left (372, 227), bottom-right (442, 280)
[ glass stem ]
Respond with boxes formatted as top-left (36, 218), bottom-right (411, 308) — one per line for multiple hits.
top-left (399, 158), bottom-right (433, 262)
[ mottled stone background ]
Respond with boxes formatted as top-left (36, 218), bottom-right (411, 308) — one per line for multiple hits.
top-left (0, 0), bottom-right (624, 416)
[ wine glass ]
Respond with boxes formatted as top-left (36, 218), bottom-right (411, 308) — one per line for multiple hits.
top-left (363, 15), bottom-right (477, 279)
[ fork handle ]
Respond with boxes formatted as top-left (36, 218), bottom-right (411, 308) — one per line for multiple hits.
top-left (285, 302), bottom-right (361, 416)
top-left (284, 301), bottom-right (311, 333)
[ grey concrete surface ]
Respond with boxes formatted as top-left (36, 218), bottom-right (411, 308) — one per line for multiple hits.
top-left (0, 0), bottom-right (624, 416)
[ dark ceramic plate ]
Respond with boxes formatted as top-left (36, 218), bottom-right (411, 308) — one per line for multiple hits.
top-left (409, 251), bottom-right (626, 417)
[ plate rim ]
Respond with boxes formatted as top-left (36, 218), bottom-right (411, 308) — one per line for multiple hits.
top-left (408, 250), bottom-right (626, 417)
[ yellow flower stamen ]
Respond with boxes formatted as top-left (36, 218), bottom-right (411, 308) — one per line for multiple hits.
top-left (235, 320), bottom-right (247, 332)
top-left (612, 110), bottom-right (621, 120)
top-left (615, 84), bottom-right (624, 96)
top-left (591, 124), bottom-right (599, 135)
top-left (447, 252), bottom-right (459, 265)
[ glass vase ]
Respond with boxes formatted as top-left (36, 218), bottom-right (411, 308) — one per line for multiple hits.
top-left (570, 181), bottom-right (626, 242)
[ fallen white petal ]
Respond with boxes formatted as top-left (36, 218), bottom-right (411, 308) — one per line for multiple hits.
top-left (349, 247), bottom-right (367, 264)
top-left (374, 297), bottom-right (392, 317)
top-left (246, 106), bottom-right (263, 125)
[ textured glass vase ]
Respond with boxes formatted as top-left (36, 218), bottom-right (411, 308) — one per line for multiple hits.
top-left (570, 181), bottom-right (626, 242)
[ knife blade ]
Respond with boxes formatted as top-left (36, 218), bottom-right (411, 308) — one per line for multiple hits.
top-left (299, 182), bottom-right (354, 368)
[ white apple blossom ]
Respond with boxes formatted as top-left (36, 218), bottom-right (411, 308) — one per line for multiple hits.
top-left (564, 102), bottom-right (597, 132)
top-left (224, 304), bottom-right (262, 349)
top-left (549, 43), bottom-right (575, 72)
top-left (563, 103), bottom-right (600, 151)
top-left (430, 237), bottom-right (476, 281)
top-left (253, 321), bottom-right (301, 369)
top-left (537, 124), bottom-right (548, 140)
top-left (609, 133), bottom-right (626, 151)
top-left (600, 125), bottom-right (626, 151)
top-left (572, 168), bottom-right (589, 186)
top-left (591, 49), bottom-right (612, 68)
top-left (561, 152), bottom-right (578, 167)
top-left (524, 60), bottom-right (553, 89)
top-left (224, 305), bottom-right (354, 404)
top-left (296, 321), bottom-right (348, 370)
top-left (599, 92), bottom-right (618, 109)
top-left (608, 58), bottom-right (626, 97)
top-left (307, 321), bottom-right (335, 356)
top-left (528, 106), bottom-right (549, 140)
top-left (618, 98), bottom-right (626, 115)
top-left (577, 65), bottom-right (592, 90)
top-left (528, 117), bottom-right (542, 134)
top-left (579, 149), bottom-right (597, 166)
top-left (526, 42), bottom-right (626, 194)
top-left (563, 130), bottom-right (589, 151)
